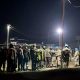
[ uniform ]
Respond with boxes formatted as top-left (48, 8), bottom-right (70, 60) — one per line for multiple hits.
top-left (55, 49), bottom-right (61, 67)
top-left (50, 49), bottom-right (56, 67)
top-left (45, 48), bottom-right (51, 67)
top-left (74, 48), bottom-right (79, 66)
top-left (62, 47), bottom-right (70, 68)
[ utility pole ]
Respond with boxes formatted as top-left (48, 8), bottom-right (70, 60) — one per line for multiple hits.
top-left (7, 24), bottom-right (11, 48)
top-left (61, 0), bottom-right (65, 68)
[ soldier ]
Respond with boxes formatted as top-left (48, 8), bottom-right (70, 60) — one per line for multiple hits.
top-left (42, 46), bottom-right (46, 68)
top-left (7, 44), bottom-right (17, 72)
top-left (45, 48), bottom-right (51, 68)
top-left (40, 47), bottom-right (45, 68)
top-left (55, 48), bottom-right (62, 67)
top-left (50, 48), bottom-right (56, 67)
top-left (74, 48), bottom-right (79, 66)
top-left (62, 44), bottom-right (70, 68)
top-left (36, 47), bottom-right (42, 69)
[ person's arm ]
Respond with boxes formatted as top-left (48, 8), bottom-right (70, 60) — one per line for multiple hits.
top-left (28, 50), bottom-right (30, 61)
top-left (21, 49), bottom-right (24, 58)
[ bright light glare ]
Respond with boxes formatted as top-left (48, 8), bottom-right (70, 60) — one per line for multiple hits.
top-left (57, 28), bottom-right (63, 34)
top-left (7, 24), bottom-right (11, 31)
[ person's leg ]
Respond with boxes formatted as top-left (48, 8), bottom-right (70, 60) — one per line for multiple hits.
top-left (34, 61), bottom-right (36, 71)
top-left (79, 55), bottom-right (80, 66)
top-left (32, 60), bottom-right (34, 71)
top-left (0, 61), bottom-right (2, 71)
top-left (26, 61), bottom-right (28, 70)
top-left (47, 57), bottom-right (49, 67)
top-left (66, 60), bottom-right (69, 68)
top-left (56, 57), bottom-right (58, 67)
top-left (38, 60), bottom-right (40, 68)
top-left (7, 60), bottom-right (11, 72)
top-left (11, 60), bottom-right (14, 72)
top-left (46, 57), bottom-right (48, 67)
top-left (21, 58), bottom-right (24, 71)
top-left (23, 59), bottom-right (25, 71)
top-left (18, 59), bottom-right (21, 71)
top-left (3, 60), bottom-right (6, 71)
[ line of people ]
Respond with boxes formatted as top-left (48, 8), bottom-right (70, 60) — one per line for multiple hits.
top-left (0, 44), bottom-right (80, 72)
top-left (0, 44), bottom-right (30, 72)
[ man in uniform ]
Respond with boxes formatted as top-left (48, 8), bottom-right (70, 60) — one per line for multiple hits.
top-left (45, 47), bottom-right (51, 68)
top-left (55, 48), bottom-right (62, 67)
top-left (62, 44), bottom-right (70, 68)
top-left (74, 48), bottom-right (79, 66)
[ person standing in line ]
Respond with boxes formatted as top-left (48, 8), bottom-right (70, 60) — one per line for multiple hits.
top-left (7, 44), bottom-right (17, 72)
top-left (74, 48), bottom-right (79, 67)
top-left (23, 47), bottom-right (30, 71)
top-left (55, 48), bottom-right (62, 67)
top-left (1, 46), bottom-right (7, 71)
top-left (30, 45), bottom-right (37, 71)
top-left (36, 48), bottom-right (42, 69)
top-left (41, 47), bottom-right (45, 68)
top-left (45, 48), bottom-right (51, 68)
top-left (50, 48), bottom-right (56, 67)
top-left (16, 45), bottom-right (24, 71)
top-left (62, 45), bottom-right (70, 68)
top-left (42, 46), bottom-right (46, 68)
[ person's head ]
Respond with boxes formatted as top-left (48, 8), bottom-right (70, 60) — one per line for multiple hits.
top-left (9, 44), bottom-right (14, 48)
top-left (19, 45), bottom-right (22, 48)
top-left (65, 44), bottom-right (69, 48)
top-left (43, 46), bottom-right (46, 49)
top-left (30, 45), bottom-right (34, 49)
top-left (50, 48), bottom-right (52, 50)
top-left (75, 48), bottom-right (78, 51)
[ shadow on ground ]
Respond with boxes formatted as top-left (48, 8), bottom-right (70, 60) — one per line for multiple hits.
top-left (0, 68), bottom-right (80, 80)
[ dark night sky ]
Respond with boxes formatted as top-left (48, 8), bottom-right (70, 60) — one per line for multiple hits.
top-left (0, 0), bottom-right (80, 44)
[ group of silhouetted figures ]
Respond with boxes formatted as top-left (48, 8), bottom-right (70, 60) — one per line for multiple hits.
top-left (1, 43), bottom-right (80, 72)
top-left (0, 44), bottom-right (38, 72)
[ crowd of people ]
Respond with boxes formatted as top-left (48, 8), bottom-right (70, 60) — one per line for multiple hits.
top-left (0, 43), bottom-right (80, 72)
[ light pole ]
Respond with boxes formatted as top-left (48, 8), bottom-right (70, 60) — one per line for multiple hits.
top-left (60, 0), bottom-right (65, 68)
top-left (61, 0), bottom-right (65, 49)
top-left (7, 24), bottom-right (11, 48)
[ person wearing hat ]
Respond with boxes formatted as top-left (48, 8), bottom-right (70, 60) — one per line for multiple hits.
top-left (62, 44), bottom-right (70, 68)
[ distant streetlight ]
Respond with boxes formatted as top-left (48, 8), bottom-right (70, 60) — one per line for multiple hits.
top-left (57, 28), bottom-right (63, 48)
top-left (57, 28), bottom-right (63, 34)
top-left (7, 24), bottom-right (11, 48)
